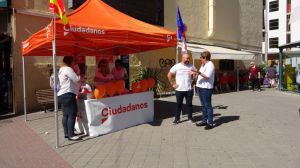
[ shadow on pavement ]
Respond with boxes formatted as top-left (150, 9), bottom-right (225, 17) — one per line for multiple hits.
top-left (151, 100), bottom-right (229, 126)
top-left (153, 100), bottom-right (201, 121)
top-left (213, 105), bottom-right (228, 109)
top-left (193, 113), bottom-right (221, 122)
top-left (213, 115), bottom-right (240, 128)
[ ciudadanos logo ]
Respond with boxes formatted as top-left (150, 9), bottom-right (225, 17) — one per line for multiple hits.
top-left (100, 102), bottom-right (148, 125)
top-left (63, 25), bottom-right (105, 36)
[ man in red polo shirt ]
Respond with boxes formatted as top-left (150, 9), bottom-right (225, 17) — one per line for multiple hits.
top-left (249, 62), bottom-right (261, 91)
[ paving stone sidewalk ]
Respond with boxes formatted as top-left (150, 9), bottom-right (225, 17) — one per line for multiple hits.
top-left (5, 89), bottom-right (300, 168)
top-left (0, 117), bottom-right (72, 168)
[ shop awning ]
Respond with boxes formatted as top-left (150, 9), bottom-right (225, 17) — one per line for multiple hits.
top-left (179, 42), bottom-right (255, 60)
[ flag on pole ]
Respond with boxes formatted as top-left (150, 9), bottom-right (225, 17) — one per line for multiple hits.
top-left (49, 0), bottom-right (69, 26)
top-left (177, 7), bottom-right (187, 53)
top-left (177, 7), bottom-right (185, 40)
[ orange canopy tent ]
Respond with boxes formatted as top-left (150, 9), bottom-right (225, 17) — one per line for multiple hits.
top-left (22, 0), bottom-right (177, 56)
top-left (22, 0), bottom-right (177, 148)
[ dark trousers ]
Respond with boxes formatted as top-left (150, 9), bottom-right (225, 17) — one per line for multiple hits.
top-left (198, 88), bottom-right (213, 125)
top-left (58, 93), bottom-right (78, 138)
top-left (175, 90), bottom-right (193, 120)
top-left (0, 91), bottom-right (3, 114)
top-left (251, 78), bottom-right (261, 90)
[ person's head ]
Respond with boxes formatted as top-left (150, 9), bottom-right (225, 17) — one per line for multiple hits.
top-left (200, 51), bottom-right (211, 64)
top-left (250, 61), bottom-right (255, 67)
top-left (98, 59), bottom-right (108, 68)
top-left (97, 59), bottom-right (109, 74)
top-left (114, 59), bottom-right (123, 70)
top-left (181, 53), bottom-right (191, 65)
top-left (63, 56), bottom-right (75, 67)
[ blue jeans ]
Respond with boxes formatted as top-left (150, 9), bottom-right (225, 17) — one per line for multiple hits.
top-left (175, 90), bottom-right (194, 120)
top-left (198, 88), bottom-right (213, 125)
top-left (58, 93), bottom-right (78, 138)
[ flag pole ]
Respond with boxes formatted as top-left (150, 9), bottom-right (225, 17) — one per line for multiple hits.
top-left (52, 13), bottom-right (60, 149)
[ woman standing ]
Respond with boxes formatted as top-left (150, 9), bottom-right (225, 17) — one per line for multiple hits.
top-left (94, 59), bottom-right (114, 85)
top-left (111, 59), bottom-right (128, 80)
top-left (58, 56), bottom-right (81, 141)
top-left (195, 51), bottom-right (215, 129)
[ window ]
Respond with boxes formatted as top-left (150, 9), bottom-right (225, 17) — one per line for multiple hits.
top-left (103, 0), bottom-right (164, 26)
top-left (287, 0), bottom-right (291, 13)
top-left (269, 37), bottom-right (279, 48)
top-left (269, 19), bottom-right (279, 30)
top-left (287, 15), bottom-right (291, 32)
top-left (286, 34), bottom-right (291, 43)
top-left (68, 0), bottom-right (86, 9)
top-left (269, 1), bottom-right (279, 12)
top-left (0, 13), bottom-right (9, 33)
top-left (68, 0), bottom-right (164, 26)
top-left (0, 0), bottom-right (10, 7)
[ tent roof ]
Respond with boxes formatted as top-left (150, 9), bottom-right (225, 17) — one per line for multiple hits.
top-left (22, 0), bottom-right (177, 56)
top-left (179, 42), bottom-right (255, 60)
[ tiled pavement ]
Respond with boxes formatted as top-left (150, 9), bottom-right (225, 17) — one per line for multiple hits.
top-left (0, 117), bottom-right (72, 168)
top-left (1, 89), bottom-right (300, 168)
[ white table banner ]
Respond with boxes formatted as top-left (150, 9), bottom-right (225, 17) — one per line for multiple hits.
top-left (84, 91), bottom-right (154, 137)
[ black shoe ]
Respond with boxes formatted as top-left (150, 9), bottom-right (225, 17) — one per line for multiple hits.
top-left (196, 122), bottom-right (207, 127)
top-left (173, 119), bottom-right (179, 125)
top-left (204, 124), bottom-right (214, 130)
top-left (74, 132), bottom-right (84, 136)
top-left (64, 136), bottom-right (68, 139)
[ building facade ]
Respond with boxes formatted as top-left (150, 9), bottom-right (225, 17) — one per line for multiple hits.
top-left (264, 0), bottom-right (300, 60)
top-left (264, 0), bottom-right (300, 91)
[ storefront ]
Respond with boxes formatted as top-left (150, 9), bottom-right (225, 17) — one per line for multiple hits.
top-left (278, 41), bottom-right (300, 92)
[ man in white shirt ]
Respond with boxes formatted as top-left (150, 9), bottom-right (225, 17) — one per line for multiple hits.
top-left (195, 51), bottom-right (215, 129)
top-left (167, 53), bottom-right (197, 124)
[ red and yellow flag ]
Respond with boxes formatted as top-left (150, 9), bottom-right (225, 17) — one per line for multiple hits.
top-left (49, 0), bottom-right (69, 26)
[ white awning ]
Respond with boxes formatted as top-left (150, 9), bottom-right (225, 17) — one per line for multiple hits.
top-left (178, 42), bottom-right (255, 60)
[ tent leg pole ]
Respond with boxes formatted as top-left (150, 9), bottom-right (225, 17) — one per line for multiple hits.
top-left (52, 15), bottom-right (59, 149)
top-left (22, 56), bottom-right (27, 121)
top-left (279, 50), bottom-right (283, 91)
top-left (237, 61), bottom-right (239, 92)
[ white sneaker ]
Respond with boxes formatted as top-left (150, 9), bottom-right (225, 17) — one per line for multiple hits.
top-left (187, 119), bottom-right (196, 125)
top-left (68, 135), bottom-right (81, 141)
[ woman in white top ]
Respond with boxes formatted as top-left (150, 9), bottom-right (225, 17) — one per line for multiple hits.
top-left (195, 51), bottom-right (215, 129)
top-left (57, 56), bottom-right (81, 141)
